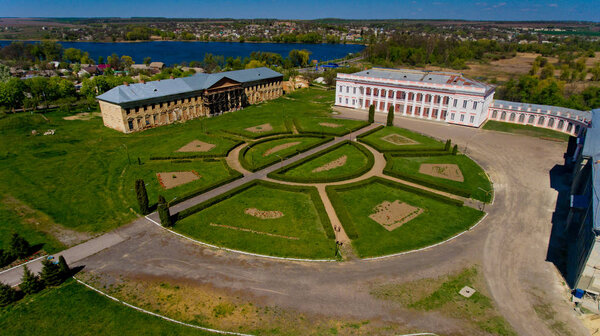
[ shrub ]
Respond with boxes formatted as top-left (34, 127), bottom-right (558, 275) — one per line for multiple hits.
top-left (0, 249), bottom-right (15, 268)
top-left (20, 265), bottom-right (44, 295)
top-left (444, 139), bottom-right (451, 151)
top-left (368, 104), bottom-right (375, 123)
top-left (40, 259), bottom-right (63, 287)
top-left (452, 144), bottom-right (458, 155)
top-left (9, 233), bottom-right (30, 259)
top-left (386, 105), bottom-right (394, 126)
top-left (0, 282), bottom-right (18, 307)
top-left (135, 179), bottom-right (150, 215)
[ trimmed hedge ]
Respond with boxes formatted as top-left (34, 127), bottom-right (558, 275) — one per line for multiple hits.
top-left (149, 140), bottom-right (244, 161)
top-left (293, 118), bottom-right (370, 136)
top-left (385, 150), bottom-right (451, 157)
top-left (268, 140), bottom-right (375, 183)
top-left (221, 129), bottom-right (293, 140)
top-left (356, 125), bottom-right (384, 139)
top-left (358, 135), bottom-right (445, 153)
top-left (175, 180), bottom-right (335, 240)
top-left (239, 134), bottom-right (333, 172)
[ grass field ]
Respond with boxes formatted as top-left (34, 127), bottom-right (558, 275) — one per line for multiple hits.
top-left (293, 117), bottom-right (369, 136)
top-left (329, 179), bottom-right (484, 257)
top-left (359, 126), bottom-right (444, 152)
top-left (240, 136), bottom-right (330, 172)
top-left (0, 280), bottom-right (213, 335)
top-left (482, 120), bottom-right (570, 142)
top-left (175, 183), bottom-right (335, 259)
top-left (145, 133), bottom-right (241, 159)
top-left (385, 154), bottom-right (493, 202)
top-left (0, 88), bottom-right (338, 249)
top-left (275, 142), bottom-right (371, 182)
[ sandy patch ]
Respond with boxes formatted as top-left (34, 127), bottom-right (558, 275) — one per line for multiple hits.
top-left (176, 140), bottom-right (216, 152)
top-left (244, 208), bottom-right (284, 219)
top-left (63, 112), bottom-right (101, 120)
top-left (319, 122), bottom-right (342, 128)
top-left (210, 223), bottom-right (298, 240)
top-left (264, 141), bottom-right (301, 156)
top-left (419, 163), bottom-right (464, 182)
top-left (369, 200), bottom-right (423, 231)
top-left (381, 133), bottom-right (419, 145)
top-left (312, 155), bottom-right (347, 173)
top-left (245, 123), bottom-right (273, 133)
top-left (157, 171), bottom-right (200, 189)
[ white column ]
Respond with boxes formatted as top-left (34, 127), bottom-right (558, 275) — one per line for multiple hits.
top-left (403, 91), bottom-right (408, 116)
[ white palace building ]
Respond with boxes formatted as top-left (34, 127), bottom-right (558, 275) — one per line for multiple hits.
top-left (335, 68), bottom-right (590, 135)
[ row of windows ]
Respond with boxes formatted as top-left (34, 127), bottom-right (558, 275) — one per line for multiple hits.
top-left (490, 110), bottom-right (576, 132)
top-left (338, 85), bottom-right (481, 110)
top-left (125, 97), bottom-right (199, 115)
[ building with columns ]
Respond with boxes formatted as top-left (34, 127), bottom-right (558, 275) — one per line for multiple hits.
top-left (335, 68), bottom-right (590, 136)
top-left (335, 68), bottom-right (496, 128)
top-left (97, 67), bottom-right (283, 133)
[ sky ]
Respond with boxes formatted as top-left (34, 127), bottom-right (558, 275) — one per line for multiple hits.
top-left (0, 0), bottom-right (598, 21)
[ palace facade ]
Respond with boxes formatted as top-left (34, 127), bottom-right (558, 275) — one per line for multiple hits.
top-left (97, 67), bottom-right (283, 133)
top-left (335, 68), bottom-right (590, 135)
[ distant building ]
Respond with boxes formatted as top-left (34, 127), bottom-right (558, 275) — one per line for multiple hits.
top-left (149, 62), bottom-right (165, 70)
top-left (336, 67), bottom-right (589, 135)
top-left (96, 67), bottom-right (283, 133)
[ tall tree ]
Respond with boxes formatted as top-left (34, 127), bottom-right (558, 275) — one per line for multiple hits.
top-left (386, 105), bottom-right (394, 126)
top-left (20, 265), bottom-right (44, 295)
top-left (368, 104), bottom-right (375, 123)
top-left (157, 195), bottom-right (173, 227)
top-left (9, 233), bottom-right (30, 259)
top-left (135, 179), bottom-right (150, 215)
top-left (40, 259), bottom-right (63, 287)
top-left (58, 255), bottom-right (70, 279)
top-left (0, 282), bottom-right (18, 307)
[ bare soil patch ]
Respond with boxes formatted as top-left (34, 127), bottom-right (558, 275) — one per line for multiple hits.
top-left (319, 122), bottom-right (342, 128)
top-left (419, 163), bottom-right (464, 182)
top-left (312, 155), bottom-right (347, 173)
top-left (369, 200), bottom-right (423, 231)
top-left (381, 133), bottom-right (419, 145)
top-left (62, 112), bottom-right (101, 121)
top-left (264, 141), bottom-right (300, 156)
top-left (156, 171), bottom-right (200, 189)
top-left (210, 223), bottom-right (298, 240)
top-left (244, 208), bottom-right (284, 219)
top-left (176, 140), bottom-right (216, 153)
top-left (245, 123), bottom-right (273, 133)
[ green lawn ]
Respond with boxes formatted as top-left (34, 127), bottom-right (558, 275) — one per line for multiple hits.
top-left (145, 133), bottom-right (241, 159)
top-left (273, 142), bottom-right (372, 183)
top-left (328, 178), bottom-right (484, 257)
top-left (385, 154), bottom-right (493, 202)
top-left (240, 135), bottom-right (331, 172)
top-left (482, 120), bottom-right (570, 142)
top-left (293, 117), bottom-right (369, 136)
top-left (0, 88), bottom-right (340, 248)
top-left (175, 182), bottom-right (335, 259)
top-left (359, 126), bottom-right (444, 152)
top-left (0, 280), bottom-right (213, 335)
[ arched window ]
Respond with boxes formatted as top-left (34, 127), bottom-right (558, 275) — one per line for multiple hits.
top-left (575, 125), bottom-right (581, 135)
top-left (500, 111), bottom-right (506, 120)
top-left (509, 113), bottom-right (516, 121)
top-left (518, 114), bottom-right (525, 123)
top-left (548, 118), bottom-right (554, 128)
top-left (417, 93), bottom-right (422, 101)
top-left (528, 115), bottom-right (535, 124)
top-left (380, 89), bottom-right (386, 97)
top-left (557, 120), bottom-right (564, 129)
top-left (567, 123), bottom-right (573, 133)
top-left (492, 110), bottom-right (498, 118)
top-left (538, 116), bottom-right (545, 125)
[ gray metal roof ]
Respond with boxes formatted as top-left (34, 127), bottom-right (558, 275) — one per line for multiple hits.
top-left (491, 99), bottom-right (591, 121)
top-left (583, 109), bottom-right (600, 158)
top-left (351, 68), bottom-right (492, 91)
top-left (97, 67), bottom-right (282, 105)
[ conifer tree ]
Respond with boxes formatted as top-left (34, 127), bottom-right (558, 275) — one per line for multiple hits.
top-left (135, 179), bottom-right (150, 215)
top-left (444, 139), bottom-right (451, 151)
top-left (40, 259), bottom-right (63, 287)
top-left (9, 233), bottom-right (30, 259)
top-left (157, 195), bottom-right (172, 227)
top-left (368, 104), bottom-right (375, 123)
top-left (20, 265), bottom-right (44, 295)
top-left (0, 281), bottom-right (18, 307)
top-left (386, 105), bottom-right (394, 126)
top-left (452, 144), bottom-right (458, 155)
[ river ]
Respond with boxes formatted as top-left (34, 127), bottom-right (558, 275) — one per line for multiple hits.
top-left (0, 40), bottom-right (364, 66)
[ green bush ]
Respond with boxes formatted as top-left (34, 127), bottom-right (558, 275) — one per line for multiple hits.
top-left (20, 265), bottom-right (44, 295)
top-left (0, 249), bottom-right (15, 268)
top-left (368, 105), bottom-right (375, 123)
top-left (157, 195), bottom-right (173, 227)
top-left (9, 233), bottom-right (30, 259)
top-left (40, 259), bottom-right (63, 287)
top-left (387, 105), bottom-right (394, 126)
top-left (0, 282), bottom-right (18, 307)
top-left (452, 144), bottom-right (458, 155)
top-left (135, 179), bottom-right (150, 215)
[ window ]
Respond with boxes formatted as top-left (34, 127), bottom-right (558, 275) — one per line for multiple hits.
top-left (389, 90), bottom-right (394, 98)
top-left (359, 99), bottom-right (363, 106)
top-left (492, 110), bottom-right (498, 118)
top-left (126, 109), bottom-right (131, 115)
top-left (425, 95), bottom-right (431, 103)
top-left (352, 99), bottom-right (355, 105)
top-left (409, 92), bottom-right (414, 100)
top-left (345, 98), bottom-right (348, 104)
top-left (528, 115), bottom-right (535, 124)
top-left (463, 100), bottom-right (467, 108)
top-left (360, 87), bottom-right (364, 94)
top-left (450, 113), bottom-right (455, 120)
top-left (339, 86), bottom-right (342, 92)
top-left (567, 123), bottom-right (573, 132)
top-left (453, 99), bottom-right (458, 107)
top-left (470, 115), bottom-right (475, 123)
top-left (441, 110), bottom-right (447, 119)
top-left (417, 93), bottom-right (422, 101)
top-left (510, 113), bottom-right (516, 121)
top-left (558, 120), bottom-right (564, 129)
top-left (407, 106), bottom-right (413, 115)
top-left (518, 114), bottom-right (525, 123)
top-left (366, 87), bottom-right (371, 95)
top-left (460, 114), bottom-right (465, 122)
top-left (353, 87), bottom-right (356, 94)
top-left (396, 104), bottom-right (401, 112)
top-left (380, 89), bottom-right (386, 97)
top-left (473, 102), bottom-right (478, 110)
top-left (432, 109), bottom-right (438, 118)
top-left (374, 89), bottom-right (379, 96)
top-left (346, 86), bottom-right (349, 93)
top-left (500, 111), bottom-right (506, 120)
top-left (379, 101), bottom-right (385, 110)
top-left (366, 100), bottom-right (370, 107)
top-left (338, 97), bottom-right (342, 103)
top-left (538, 116), bottom-right (545, 125)
top-left (424, 108), bottom-right (429, 117)
top-left (548, 118), bottom-right (555, 128)
top-left (397, 91), bottom-right (404, 99)
top-left (128, 119), bottom-right (134, 130)
top-left (415, 107), bottom-right (421, 116)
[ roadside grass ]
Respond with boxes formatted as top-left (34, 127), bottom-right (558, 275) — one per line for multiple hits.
top-left (359, 126), bottom-right (444, 152)
top-left (77, 273), bottom-right (408, 336)
top-left (0, 279), bottom-right (213, 335)
top-left (371, 267), bottom-right (516, 336)
top-left (293, 117), bottom-right (369, 136)
top-left (174, 183), bottom-right (335, 259)
top-left (0, 196), bottom-right (65, 253)
top-left (241, 136), bottom-right (330, 172)
top-left (278, 143), bottom-right (369, 181)
top-left (385, 154), bottom-right (493, 202)
top-left (329, 179), bottom-right (483, 257)
top-left (121, 159), bottom-right (238, 209)
top-left (0, 87), bottom-right (340, 247)
top-left (482, 120), bottom-right (570, 142)
top-left (530, 289), bottom-right (575, 336)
